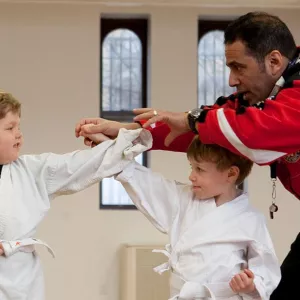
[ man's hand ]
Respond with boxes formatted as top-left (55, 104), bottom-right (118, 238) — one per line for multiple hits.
top-left (75, 118), bottom-right (121, 139)
top-left (80, 124), bottom-right (111, 146)
top-left (229, 269), bottom-right (256, 294)
top-left (75, 118), bottom-right (141, 145)
top-left (133, 108), bottom-right (191, 147)
top-left (0, 243), bottom-right (4, 256)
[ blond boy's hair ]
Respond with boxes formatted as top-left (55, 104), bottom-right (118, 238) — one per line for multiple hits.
top-left (0, 91), bottom-right (21, 119)
top-left (187, 136), bottom-right (253, 185)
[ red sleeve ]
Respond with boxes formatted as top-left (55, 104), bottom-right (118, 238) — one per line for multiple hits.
top-left (146, 122), bottom-right (195, 152)
top-left (197, 85), bottom-right (300, 165)
top-left (142, 96), bottom-right (236, 152)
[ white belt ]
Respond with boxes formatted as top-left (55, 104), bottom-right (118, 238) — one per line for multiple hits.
top-left (170, 273), bottom-right (238, 300)
top-left (0, 238), bottom-right (55, 258)
top-left (153, 244), bottom-right (172, 274)
top-left (152, 245), bottom-right (238, 300)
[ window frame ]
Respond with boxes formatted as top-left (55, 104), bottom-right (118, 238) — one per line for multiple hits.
top-left (198, 20), bottom-right (231, 41)
top-left (198, 19), bottom-right (244, 191)
top-left (100, 18), bottom-right (148, 121)
top-left (100, 17), bottom-right (148, 209)
top-left (198, 19), bottom-right (233, 106)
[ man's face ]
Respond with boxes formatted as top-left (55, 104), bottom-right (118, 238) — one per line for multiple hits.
top-left (225, 40), bottom-right (279, 105)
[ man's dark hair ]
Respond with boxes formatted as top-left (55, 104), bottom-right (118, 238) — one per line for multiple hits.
top-left (225, 12), bottom-right (297, 62)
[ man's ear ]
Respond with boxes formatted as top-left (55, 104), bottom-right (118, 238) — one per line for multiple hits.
top-left (265, 50), bottom-right (287, 77)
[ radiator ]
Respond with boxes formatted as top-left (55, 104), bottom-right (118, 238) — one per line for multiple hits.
top-left (120, 244), bottom-right (170, 300)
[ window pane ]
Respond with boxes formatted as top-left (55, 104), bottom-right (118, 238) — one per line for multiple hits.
top-left (102, 29), bottom-right (142, 111)
top-left (198, 30), bottom-right (235, 106)
top-left (100, 19), bottom-right (148, 208)
top-left (101, 154), bottom-right (143, 206)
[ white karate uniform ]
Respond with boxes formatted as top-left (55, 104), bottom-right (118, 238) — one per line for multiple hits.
top-left (0, 129), bottom-right (151, 300)
top-left (110, 129), bottom-right (280, 300)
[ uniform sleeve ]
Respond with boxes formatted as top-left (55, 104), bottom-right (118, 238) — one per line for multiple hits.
top-left (244, 219), bottom-right (281, 299)
top-left (115, 162), bottom-right (187, 234)
top-left (197, 87), bottom-right (300, 165)
top-left (23, 128), bottom-right (152, 199)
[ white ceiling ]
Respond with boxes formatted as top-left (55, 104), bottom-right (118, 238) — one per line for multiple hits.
top-left (2, 0), bottom-right (300, 9)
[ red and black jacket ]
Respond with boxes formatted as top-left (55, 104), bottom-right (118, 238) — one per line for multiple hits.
top-left (145, 52), bottom-right (300, 199)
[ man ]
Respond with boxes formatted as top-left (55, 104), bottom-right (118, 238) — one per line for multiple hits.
top-left (76, 12), bottom-right (300, 299)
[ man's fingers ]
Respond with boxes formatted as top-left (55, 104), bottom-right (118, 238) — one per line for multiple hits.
top-left (133, 108), bottom-right (153, 115)
top-left (75, 120), bottom-right (86, 137)
top-left (141, 115), bottom-right (166, 128)
top-left (75, 119), bottom-right (93, 136)
top-left (133, 112), bottom-right (154, 122)
top-left (133, 109), bottom-right (162, 122)
top-left (75, 118), bottom-right (101, 137)
top-left (79, 121), bottom-right (123, 138)
top-left (80, 123), bottom-right (107, 135)
top-left (164, 131), bottom-right (182, 147)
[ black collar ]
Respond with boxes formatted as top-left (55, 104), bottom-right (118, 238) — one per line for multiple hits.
top-left (281, 48), bottom-right (300, 81)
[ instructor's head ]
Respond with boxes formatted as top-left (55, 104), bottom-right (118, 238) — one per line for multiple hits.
top-left (225, 12), bottom-right (297, 105)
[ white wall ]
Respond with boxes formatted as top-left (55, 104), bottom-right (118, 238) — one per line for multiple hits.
top-left (0, 3), bottom-right (299, 300)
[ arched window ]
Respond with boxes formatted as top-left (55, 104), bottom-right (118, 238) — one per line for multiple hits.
top-left (198, 20), bottom-right (245, 191)
top-left (100, 18), bottom-right (148, 209)
top-left (102, 29), bottom-right (142, 114)
top-left (198, 20), bottom-right (234, 106)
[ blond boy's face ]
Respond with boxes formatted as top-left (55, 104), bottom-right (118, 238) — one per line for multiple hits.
top-left (188, 158), bottom-right (233, 200)
top-left (0, 111), bottom-right (22, 164)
